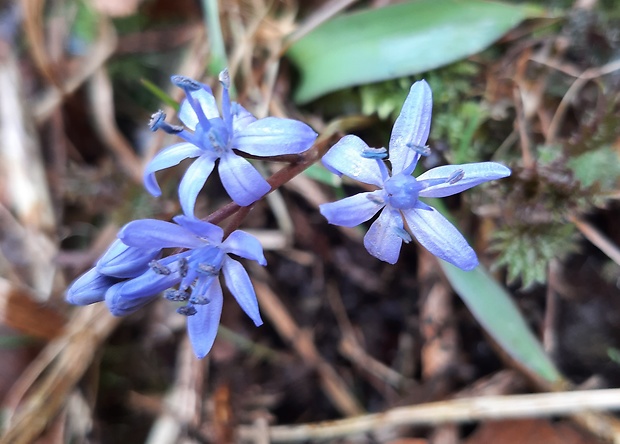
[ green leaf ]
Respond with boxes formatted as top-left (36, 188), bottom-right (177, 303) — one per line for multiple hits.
top-left (426, 198), bottom-right (561, 383)
top-left (140, 79), bottom-right (180, 111)
top-left (287, 0), bottom-right (538, 103)
top-left (440, 262), bottom-right (561, 383)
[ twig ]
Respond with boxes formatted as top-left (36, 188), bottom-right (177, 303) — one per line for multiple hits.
top-left (571, 215), bottom-right (620, 266)
top-left (237, 388), bottom-right (620, 442)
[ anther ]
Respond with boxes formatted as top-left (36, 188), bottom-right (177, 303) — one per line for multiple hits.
top-left (149, 260), bottom-right (171, 275)
top-left (177, 305), bottom-right (197, 316)
top-left (407, 143), bottom-right (431, 157)
top-left (190, 293), bottom-right (211, 305)
top-left (218, 69), bottom-right (230, 89)
top-left (164, 288), bottom-right (190, 302)
top-left (197, 263), bottom-right (218, 275)
top-left (178, 257), bottom-right (189, 278)
top-left (170, 75), bottom-right (201, 91)
top-left (149, 110), bottom-right (183, 134)
top-left (394, 227), bottom-right (412, 243)
top-left (447, 169), bottom-right (464, 184)
top-left (361, 147), bottom-right (388, 159)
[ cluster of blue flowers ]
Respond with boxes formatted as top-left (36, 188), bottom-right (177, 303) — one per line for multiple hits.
top-left (67, 70), bottom-right (510, 358)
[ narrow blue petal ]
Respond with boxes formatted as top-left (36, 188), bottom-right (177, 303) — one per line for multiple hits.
top-left (218, 152), bottom-right (271, 206)
top-left (222, 257), bottom-right (262, 326)
top-left (119, 219), bottom-right (203, 249)
top-left (178, 87), bottom-right (219, 130)
top-left (389, 80), bottom-right (433, 175)
top-left (322, 135), bottom-right (385, 187)
top-left (144, 143), bottom-right (203, 196)
top-left (319, 191), bottom-right (385, 227)
top-left (363, 207), bottom-right (404, 264)
top-left (173, 215), bottom-right (224, 243)
top-left (187, 281), bottom-right (223, 358)
top-left (178, 155), bottom-right (216, 217)
top-left (222, 230), bottom-right (266, 265)
top-left (402, 203), bottom-right (478, 271)
top-left (105, 278), bottom-right (163, 316)
top-left (233, 117), bottom-right (317, 156)
top-left (96, 239), bottom-right (160, 278)
top-left (231, 102), bottom-right (257, 132)
top-left (417, 162), bottom-right (512, 198)
top-left (66, 268), bottom-right (116, 305)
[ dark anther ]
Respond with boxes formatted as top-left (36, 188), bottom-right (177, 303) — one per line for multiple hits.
top-left (171, 75), bottom-right (201, 91)
top-left (177, 305), bottom-right (197, 316)
top-left (149, 260), bottom-right (171, 275)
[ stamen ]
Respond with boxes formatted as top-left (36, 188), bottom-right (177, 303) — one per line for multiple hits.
top-left (406, 143), bottom-right (431, 157)
top-left (164, 288), bottom-right (190, 302)
top-left (447, 169), bottom-right (464, 184)
top-left (394, 226), bottom-right (412, 243)
top-left (177, 305), bottom-right (197, 316)
top-left (197, 263), bottom-right (218, 275)
top-left (218, 69), bottom-right (230, 89)
top-left (366, 193), bottom-right (385, 205)
top-left (149, 260), bottom-right (171, 275)
top-left (361, 147), bottom-right (387, 159)
top-left (170, 75), bottom-right (201, 91)
top-left (149, 111), bottom-right (184, 134)
top-left (189, 293), bottom-right (211, 305)
top-left (178, 257), bottom-right (189, 278)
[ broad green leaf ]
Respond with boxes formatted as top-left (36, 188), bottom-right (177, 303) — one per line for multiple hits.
top-left (288, 0), bottom-right (537, 103)
top-left (426, 199), bottom-right (561, 383)
top-left (441, 261), bottom-right (561, 383)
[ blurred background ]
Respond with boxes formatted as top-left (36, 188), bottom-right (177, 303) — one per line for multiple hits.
top-left (1, 0), bottom-right (620, 442)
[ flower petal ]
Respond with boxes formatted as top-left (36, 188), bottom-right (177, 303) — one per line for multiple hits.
top-left (233, 117), bottom-right (317, 156)
top-left (222, 257), bottom-right (262, 326)
top-left (178, 87), bottom-right (219, 130)
top-left (222, 230), bottom-right (266, 265)
top-left (66, 268), bottom-right (117, 305)
top-left (96, 239), bottom-right (161, 278)
top-left (363, 207), bottom-right (404, 264)
top-left (178, 155), bottom-right (216, 217)
top-left (218, 152), bottom-right (271, 206)
top-left (105, 277), bottom-right (166, 316)
top-left (119, 219), bottom-right (203, 249)
top-left (187, 280), bottom-right (223, 358)
top-left (231, 102), bottom-right (257, 132)
top-left (402, 203), bottom-right (478, 271)
top-left (144, 143), bottom-right (203, 196)
top-left (322, 135), bottom-right (385, 187)
top-left (319, 191), bottom-right (385, 227)
top-left (389, 80), bottom-right (433, 174)
top-left (417, 162), bottom-right (511, 198)
top-left (173, 215), bottom-right (224, 243)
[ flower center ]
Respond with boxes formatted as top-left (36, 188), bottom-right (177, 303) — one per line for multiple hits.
top-left (205, 118), bottom-right (230, 155)
top-left (384, 173), bottom-right (422, 209)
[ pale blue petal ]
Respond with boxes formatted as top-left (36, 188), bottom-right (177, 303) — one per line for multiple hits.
top-left (105, 277), bottom-right (166, 316)
top-left (231, 103), bottom-right (257, 132)
top-left (233, 117), bottom-right (317, 156)
top-left (178, 87), bottom-right (219, 130)
top-left (322, 135), bottom-right (385, 187)
top-left (187, 281), bottom-right (223, 358)
top-left (389, 80), bottom-right (433, 174)
top-left (222, 257), bottom-right (262, 326)
top-left (66, 268), bottom-right (116, 305)
top-left (218, 152), bottom-right (271, 206)
top-left (319, 191), bottom-right (385, 227)
top-left (222, 230), bottom-right (266, 265)
top-left (119, 219), bottom-right (203, 249)
top-left (96, 239), bottom-right (160, 278)
top-left (178, 155), bottom-right (216, 217)
top-left (144, 143), bottom-right (203, 196)
top-left (173, 215), bottom-right (224, 243)
top-left (402, 202), bottom-right (478, 271)
top-left (363, 207), bottom-right (404, 264)
top-left (418, 162), bottom-right (512, 198)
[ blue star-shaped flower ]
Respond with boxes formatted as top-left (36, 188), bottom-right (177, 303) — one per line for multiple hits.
top-left (319, 80), bottom-right (511, 270)
top-left (67, 216), bottom-right (266, 358)
top-left (145, 70), bottom-right (318, 215)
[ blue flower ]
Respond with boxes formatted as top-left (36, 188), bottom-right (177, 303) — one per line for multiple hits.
top-left (100, 216), bottom-right (266, 358)
top-left (319, 81), bottom-right (511, 270)
top-left (145, 70), bottom-right (318, 215)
